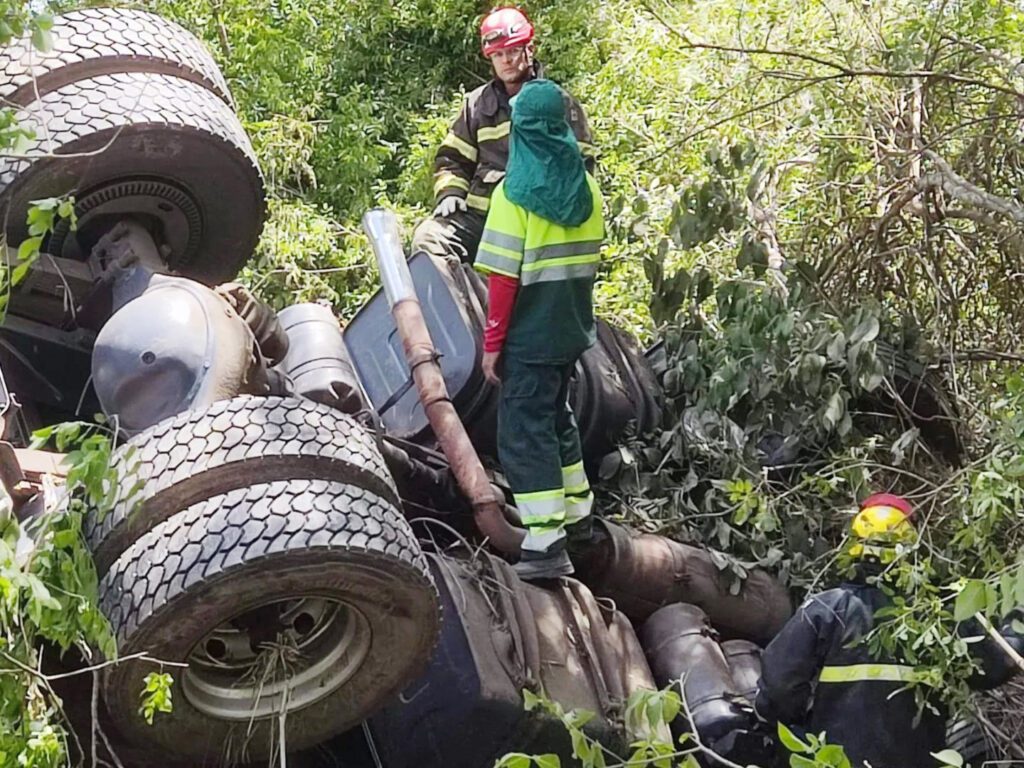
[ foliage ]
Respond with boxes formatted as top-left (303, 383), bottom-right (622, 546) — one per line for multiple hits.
top-left (0, 10), bottom-right (131, 763)
top-left (1, 196), bottom-right (77, 318)
top-left (139, 671), bottom-right (173, 726)
top-left (14, 0), bottom-right (1024, 759)
top-left (107, 0), bottom-right (1024, 353)
top-left (139, 0), bottom-right (488, 316)
top-left (0, 421), bottom-right (119, 766)
top-left (598, 263), bottom-right (918, 584)
top-left (496, 687), bottom-right (868, 768)
top-left (238, 197), bottom-right (377, 317)
top-left (0, 6), bottom-right (64, 320)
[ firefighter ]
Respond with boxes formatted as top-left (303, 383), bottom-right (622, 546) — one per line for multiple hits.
top-left (412, 7), bottom-right (595, 265)
top-left (754, 493), bottom-right (1024, 767)
top-left (474, 78), bottom-right (602, 580)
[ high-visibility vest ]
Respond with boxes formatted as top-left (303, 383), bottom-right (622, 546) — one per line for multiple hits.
top-left (475, 175), bottom-right (603, 363)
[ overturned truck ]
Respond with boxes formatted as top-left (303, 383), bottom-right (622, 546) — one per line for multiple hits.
top-left (0, 9), bottom-right (802, 766)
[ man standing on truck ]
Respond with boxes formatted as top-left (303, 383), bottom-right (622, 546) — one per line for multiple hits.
top-left (474, 78), bottom-right (602, 581)
top-left (755, 493), bottom-right (1024, 767)
top-left (412, 7), bottom-right (595, 265)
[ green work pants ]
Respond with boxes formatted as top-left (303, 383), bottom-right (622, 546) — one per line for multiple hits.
top-left (498, 355), bottom-right (593, 554)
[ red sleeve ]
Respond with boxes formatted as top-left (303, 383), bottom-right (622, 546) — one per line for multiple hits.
top-left (484, 273), bottom-right (519, 353)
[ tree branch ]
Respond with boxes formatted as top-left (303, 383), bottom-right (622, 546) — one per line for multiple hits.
top-left (641, 0), bottom-right (1024, 98)
top-left (975, 612), bottom-right (1024, 677)
top-left (921, 150), bottom-right (1024, 224)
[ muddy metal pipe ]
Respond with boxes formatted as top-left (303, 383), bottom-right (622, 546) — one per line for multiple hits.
top-left (575, 521), bottom-right (792, 643)
top-left (363, 209), bottom-right (526, 555)
top-left (721, 640), bottom-right (762, 702)
top-left (640, 603), bottom-right (750, 743)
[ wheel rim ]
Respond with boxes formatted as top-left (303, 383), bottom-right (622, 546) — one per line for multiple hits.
top-left (182, 597), bottom-right (372, 721)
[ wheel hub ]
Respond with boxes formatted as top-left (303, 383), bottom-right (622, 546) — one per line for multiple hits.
top-left (182, 597), bottom-right (372, 721)
top-left (48, 177), bottom-right (202, 266)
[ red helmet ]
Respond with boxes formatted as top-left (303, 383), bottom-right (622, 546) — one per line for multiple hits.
top-left (480, 7), bottom-right (534, 57)
top-left (859, 493), bottom-right (913, 517)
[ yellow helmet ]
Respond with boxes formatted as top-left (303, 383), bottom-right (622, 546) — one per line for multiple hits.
top-left (848, 493), bottom-right (915, 563)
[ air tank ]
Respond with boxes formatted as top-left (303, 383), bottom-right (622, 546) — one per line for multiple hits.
top-left (276, 303), bottom-right (366, 414)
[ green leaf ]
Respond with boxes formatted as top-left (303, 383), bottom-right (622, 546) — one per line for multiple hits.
top-left (789, 756), bottom-right (817, 768)
top-left (495, 755), bottom-right (533, 768)
top-left (523, 689), bottom-right (541, 711)
top-left (1001, 572), bottom-right (1017, 618)
top-left (954, 580), bottom-right (989, 621)
top-left (16, 235), bottom-right (41, 263)
top-left (1014, 565), bottom-right (1024, 607)
top-left (31, 27), bottom-right (53, 53)
top-left (930, 750), bottom-right (964, 768)
top-left (799, 353), bottom-right (827, 396)
top-left (816, 744), bottom-right (851, 767)
top-left (823, 391), bottom-right (845, 429)
top-left (29, 196), bottom-right (61, 212)
top-left (569, 729), bottom-right (592, 763)
top-left (777, 722), bottom-right (810, 753)
top-left (646, 695), bottom-right (663, 731)
top-left (849, 316), bottom-right (880, 345)
top-left (11, 130), bottom-right (33, 155)
top-left (661, 691), bottom-right (680, 724)
top-left (534, 755), bottom-right (560, 768)
top-left (30, 426), bottom-right (54, 450)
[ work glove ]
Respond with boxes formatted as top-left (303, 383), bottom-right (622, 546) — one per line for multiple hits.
top-left (434, 195), bottom-right (467, 218)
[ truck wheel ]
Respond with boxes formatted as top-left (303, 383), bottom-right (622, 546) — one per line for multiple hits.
top-left (0, 8), bottom-right (232, 107)
top-left (604, 323), bottom-right (663, 433)
top-left (84, 396), bottom-right (399, 575)
top-left (99, 478), bottom-right (440, 761)
top-left (0, 71), bottom-right (264, 284)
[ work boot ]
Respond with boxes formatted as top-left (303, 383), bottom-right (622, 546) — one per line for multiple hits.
top-left (513, 549), bottom-right (575, 581)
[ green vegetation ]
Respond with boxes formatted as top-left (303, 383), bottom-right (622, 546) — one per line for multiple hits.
top-left (0, 421), bottom-right (118, 766)
top-left (3, 0), bottom-right (1024, 761)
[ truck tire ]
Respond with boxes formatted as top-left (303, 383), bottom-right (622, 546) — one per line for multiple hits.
top-left (99, 478), bottom-right (440, 762)
top-left (606, 324), bottom-right (663, 433)
top-left (84, 396), bottom-right (399, 575)
top-left (0, 72), bottom-right (264, 284)
top-left (0, 8), bottom-right (232, 107)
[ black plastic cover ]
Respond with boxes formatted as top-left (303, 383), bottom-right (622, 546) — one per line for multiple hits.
top-left (344, 253), bottom-right (486, 440)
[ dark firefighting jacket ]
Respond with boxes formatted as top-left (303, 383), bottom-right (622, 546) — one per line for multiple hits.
top-left (755, 581), bottom-right (1022, 767)
top-left (432, 65), bottom-right (595, 217)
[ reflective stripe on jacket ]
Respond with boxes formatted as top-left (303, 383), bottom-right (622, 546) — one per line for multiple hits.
top-left (475, 175), bottom-right (602, 364)
top-left (755, 582), bottom-right (1022, 768)
top-left (434, 68), bottom-right (595, 214)
top-left (755, 584), bottom-right (944, 767)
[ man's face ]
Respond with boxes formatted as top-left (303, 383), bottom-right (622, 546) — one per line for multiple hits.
top-left (489, 45), bottom-right (532, 85)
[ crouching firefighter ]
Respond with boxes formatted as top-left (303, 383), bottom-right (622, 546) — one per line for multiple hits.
top-left (474, 78), bottom-right (603, 581)
top-left (413, 7), bottom-right (595, 265)
top-left (754, 493), bottom-right (1024, 767)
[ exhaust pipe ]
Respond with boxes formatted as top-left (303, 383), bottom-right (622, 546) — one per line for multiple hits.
top-left (362, 209), bottom-right (525, 555)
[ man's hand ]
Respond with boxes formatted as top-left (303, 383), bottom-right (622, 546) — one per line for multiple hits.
top-left (482, 351), bottom-right (501, 386)
top-left (434, 196), bottom-right (467, 218)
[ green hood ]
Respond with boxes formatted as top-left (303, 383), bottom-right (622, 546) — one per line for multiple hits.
top-left (504, 79), bottom-right (593, 227)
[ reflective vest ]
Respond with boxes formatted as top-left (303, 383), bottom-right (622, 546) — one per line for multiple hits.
top-left (475, 175), bottom-right (603, 363)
